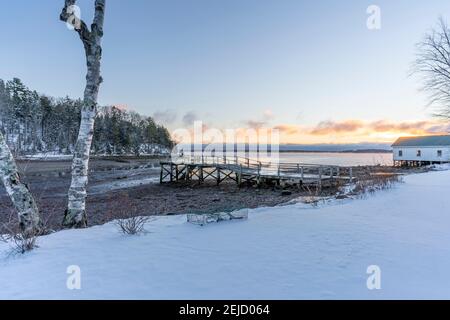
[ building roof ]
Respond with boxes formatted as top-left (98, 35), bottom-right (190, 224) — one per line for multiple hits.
top-left (392, 135), bottom-right (450, 147)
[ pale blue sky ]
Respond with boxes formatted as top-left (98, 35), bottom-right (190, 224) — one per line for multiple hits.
top-left (1, 0), bottom-right (450, 141)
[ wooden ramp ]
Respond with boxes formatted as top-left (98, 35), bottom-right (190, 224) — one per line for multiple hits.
top-left (160, 155), bottom-right (353, 189)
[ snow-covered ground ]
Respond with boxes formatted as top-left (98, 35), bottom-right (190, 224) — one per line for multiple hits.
top-left (1, 169), bottom-right (450, 299)
top-left (17, 153), bottom-right (74, 161)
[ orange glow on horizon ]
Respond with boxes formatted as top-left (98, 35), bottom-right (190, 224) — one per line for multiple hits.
top-left (171, 119), bottom-right (450, 145)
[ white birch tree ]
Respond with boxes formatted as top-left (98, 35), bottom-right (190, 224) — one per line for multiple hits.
top-left (0, 131), bottom-right (41, 235)
top-left (60, 0), bottom-right (106, 228)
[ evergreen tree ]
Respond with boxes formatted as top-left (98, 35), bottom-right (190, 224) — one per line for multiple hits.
top-left (0, 78), bottom-right (173, 156)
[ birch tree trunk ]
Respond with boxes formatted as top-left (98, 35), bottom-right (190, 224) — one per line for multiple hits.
top-left (60, 0), bottom-right (106, 228)
top-left (0, 131), bottom-right (41, 235)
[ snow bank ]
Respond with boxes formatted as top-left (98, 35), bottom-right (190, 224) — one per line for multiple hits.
top-left (428, 163), bottom-right (450, 171)
top-left (1, 170), bottom-right (450, 299)
top-left (17, 153), bottom-right (73, 161)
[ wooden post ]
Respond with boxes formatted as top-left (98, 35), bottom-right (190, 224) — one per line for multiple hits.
top-left (238, 164), bottom-right (243, 186)
top-left (349, 167), bottom-right (353, 183)
top-left (217, 168), bottom-right (221, 185)
top-left (247, 158), bottom-right (250, 168)
top-left (185, 165), bottom-right (190, 181)
top-left (180, 164), bottom-right (186, 180)
top-left (160, 164), bottom-right (163, 183)
top-left (257, 163), bottom-right (261, 187)
top-left (318, 167), bottom-right (322, 190)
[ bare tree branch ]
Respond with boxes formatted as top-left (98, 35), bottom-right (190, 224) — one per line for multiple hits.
top-left (92, 0), bottom-right (105, 37)
top-left (413, 17), bottom-right (450, 119)
top-left (60, 0), bottom-right (93, 52)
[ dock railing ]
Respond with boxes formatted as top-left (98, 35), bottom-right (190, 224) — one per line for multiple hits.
top-left (171, 154), bottom-right (353, 182)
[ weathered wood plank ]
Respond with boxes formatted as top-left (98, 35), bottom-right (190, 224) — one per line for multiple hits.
top-left (160, 156), bottom-right (353, 188)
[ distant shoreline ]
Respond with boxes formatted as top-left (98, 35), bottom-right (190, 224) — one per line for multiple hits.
top-left (177, 144), bottom-right (394, 154)
top-left (16, 149), bottom-right (393, 162)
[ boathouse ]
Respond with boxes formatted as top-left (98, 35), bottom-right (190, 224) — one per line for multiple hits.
top-left (392, 135), bottom-right (450, 166)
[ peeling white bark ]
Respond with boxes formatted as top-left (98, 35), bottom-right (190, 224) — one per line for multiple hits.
top-left (60, 0), bottom-right (105, 228)
top-left (0, 131), bottom-right (41, 235)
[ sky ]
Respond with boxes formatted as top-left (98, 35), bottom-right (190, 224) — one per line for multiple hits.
top-left (2, 0), bottom-right (450, 144)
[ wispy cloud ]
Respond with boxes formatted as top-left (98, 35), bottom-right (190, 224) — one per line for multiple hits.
top-left (370, 120), bottom-right (430, 134)
top-left (309, 119), bottom-right (450, 136)
top-left (245, 120), bottom-right (267, 129)
top-left (263, 109), bottom-right (275, 121)
top-left (182, 111), bottom-right (199, 126)
top-left (273, 124), bottom-right (301, 135)
top-left (310, 120), bottom-right (364, 135)
top-left (170, 117), bottom-right (450, 145)
top-left (241, 110), bottom-right (276, 130)
top-left (152, 110), bottom-right (177, 124)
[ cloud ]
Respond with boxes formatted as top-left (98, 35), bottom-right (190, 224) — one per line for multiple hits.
top-left (368, 120), bottom-right (450, 135)
top-left (263, 109), bottom-right (275, 121)
top-left (152, 110), bottom-right (177, 124)
top-left (241, 110), bottom-right (276, 130)
top-left (273, 124), bottom-right (301, 135)
top-left (245, 120), bottom-right (267, 129)
top-left (426, 123), bottom-right (450, 133)
top-left (309, 119), bottom-right (450, 136)
top-left (171, 116), bottom-right (450, 145)
top-left (310, 120), bottom-right (364, 135)
top-left (182, 111), bottom-right (199, 126)
top-left (370, 120), bottom-right (429, 134)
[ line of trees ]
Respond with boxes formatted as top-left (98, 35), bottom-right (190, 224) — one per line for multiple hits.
top-left (0, 77), bottom-right (173, 156)
top-left (1, 0), bottom-right (176, 235)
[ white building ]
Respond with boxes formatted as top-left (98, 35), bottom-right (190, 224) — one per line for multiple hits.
top-left (392, 135), bottom-right (450, 166)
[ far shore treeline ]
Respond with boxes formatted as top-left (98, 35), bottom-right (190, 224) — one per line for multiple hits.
top-left (0, 78), bottom-right (173, 156)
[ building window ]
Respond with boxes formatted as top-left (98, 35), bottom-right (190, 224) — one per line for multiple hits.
top-left (398, 150), bottom-right (403, 157)
top-left (417, 150), bottom-right (421, 157)
top-left (438, 150), bottom-right (443, 157)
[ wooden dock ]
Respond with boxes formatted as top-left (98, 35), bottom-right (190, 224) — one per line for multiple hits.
top-left (160, 155), bottom-right (353, 189)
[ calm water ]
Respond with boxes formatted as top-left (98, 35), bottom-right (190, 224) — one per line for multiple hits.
top-left (186, 152), bottom-right (393, 166)
top-left (255, 152), bottom-right (393, 166)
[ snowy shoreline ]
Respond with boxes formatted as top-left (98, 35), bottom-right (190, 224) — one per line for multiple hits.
top-left (16, 153), bottom-right (169, 161)
top-left (1, 168), bottom-right (450, 299)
